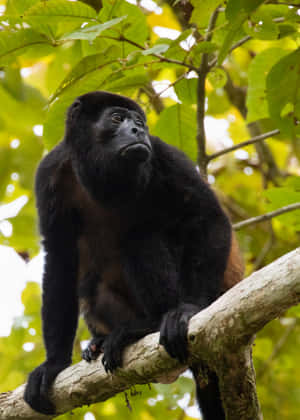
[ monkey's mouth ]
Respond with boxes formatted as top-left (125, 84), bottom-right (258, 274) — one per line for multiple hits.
top-left (120, 142), bottom-right (152, 161)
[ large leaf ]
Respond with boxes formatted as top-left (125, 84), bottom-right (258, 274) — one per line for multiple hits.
top-left (5, 0), bottom-right (39, 15)
top-left (49, 46), bottom-right (121, 103)
top-left (190, 0), bottom-right (225, 28)
top-left (99, 0), bottom-right (148, 46)
top-left (24, 0), bottom-right (97, 23)
top-left (266, 48), bottom-right (300, 137)
top-left (104, 71), bottom-right (149, 93)
top-left (243, 9), bottom-right (278, 40)
top-left (247, 48), bottom-right (290, 123)
top-left (0, 29), bottom-right (51, 65)
top-left (60, 16), bottom-right (127, 41)
top-left (175, 77), bottom-right (198, 105)
top-left (153, 105), bottom-right (197, 162)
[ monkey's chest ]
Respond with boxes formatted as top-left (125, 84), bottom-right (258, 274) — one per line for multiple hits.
top-left (77, 225), bottom-right (143, 332)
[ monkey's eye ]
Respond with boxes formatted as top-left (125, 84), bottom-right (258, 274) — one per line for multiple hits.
top-left (111, 113), bottom-right (123, 124)
top-left (135, 118), bottom-right (144, 127)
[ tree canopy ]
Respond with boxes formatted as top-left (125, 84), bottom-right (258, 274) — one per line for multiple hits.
top-left (0, 1), bottom-right (299, 419)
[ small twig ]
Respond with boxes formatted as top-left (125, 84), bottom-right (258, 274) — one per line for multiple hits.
top-left (208, 129), bottom-right (280, 161)
top-left (233, 202), bottom-right (300, 230)
top-left (154, 73), bottom-right (188, 99)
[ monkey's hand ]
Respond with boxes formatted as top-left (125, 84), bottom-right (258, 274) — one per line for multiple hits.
top-left (101, 330), bottom-right (126, 373)
top-left (159, 303), bottom-right (199, 363)
top-left (24, 360), bottom-right (70, 414)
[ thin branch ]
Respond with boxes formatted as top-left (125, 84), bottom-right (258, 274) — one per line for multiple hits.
top-left (100, 35), bottom-right (199, 72)
top-left (209, 35), bottom-right (252, 68)
top-left (233, 202), bottom-right (300, 230)
top-left (208, 129), bottom-right (280, 161)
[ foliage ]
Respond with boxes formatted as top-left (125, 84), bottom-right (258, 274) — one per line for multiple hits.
top-left (0, 0), bottom-right (299, 419)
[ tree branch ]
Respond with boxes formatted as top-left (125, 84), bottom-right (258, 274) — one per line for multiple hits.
top-left (196, 8), bottom-right (220, 176)
top-left (208, 129), bottom-right (280, 161)
top-left (1, 248), bottom-right (300, 419)
top-left (233, 202), bottom-right (300, 230)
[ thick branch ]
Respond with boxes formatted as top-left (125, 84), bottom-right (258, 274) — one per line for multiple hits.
top-left (1, 248), bottom-right (300, 420)
top-left (233, 202), bottom-right (300, 230)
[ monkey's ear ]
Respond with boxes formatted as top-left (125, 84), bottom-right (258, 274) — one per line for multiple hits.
top-left (68, 98), bottom-right (82, 122)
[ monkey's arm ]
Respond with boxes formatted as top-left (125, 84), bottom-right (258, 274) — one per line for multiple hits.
top-left (24, 154), bottom-right (80, 415)
top-left (160, 192), bottom-right (232, 363)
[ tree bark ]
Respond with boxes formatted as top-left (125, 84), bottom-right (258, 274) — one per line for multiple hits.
top-left (0, 248), bottom-right (299, 420)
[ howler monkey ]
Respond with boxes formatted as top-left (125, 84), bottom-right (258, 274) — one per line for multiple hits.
top-left (24, 91), bottom-right (244, 419)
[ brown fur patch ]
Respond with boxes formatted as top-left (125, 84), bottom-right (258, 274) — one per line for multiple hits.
top-left (222, 233), bottom-right (244, 293)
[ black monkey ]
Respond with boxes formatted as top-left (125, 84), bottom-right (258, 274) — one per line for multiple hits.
top-left (24, 91), bottom-right (244, 419)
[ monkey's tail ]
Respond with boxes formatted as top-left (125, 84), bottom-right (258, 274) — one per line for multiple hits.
top-left (191, 366), bottom-right (225, 420)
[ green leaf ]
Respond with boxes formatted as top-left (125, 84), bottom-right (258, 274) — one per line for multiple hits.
top-left (175, 78), bottom-right (198, 105)
top-left (5, 0), bottom-right (39, 15)
top-left (266, 48), bottom-right (300, 137)
top-left (60, 16), bottom-right (127, 41)
top-left (0, 29), bottom-right (51, 65)
top-left (192, 41), bottom-right (218, 54)
top-left (104, 72), bottom-right (149, 93)
top-left (142, 44), bottom-right (170, 56)
top-left (247, 48), bottom-right (290, 123)
top-left (278, 24), bottom-right (298, 39)
top-left (189, 41), bottom-right (218, 67)
top-left (218, 0), bottom-right (265, 64)
top-left (153, 104), bottom-right (197, 162)
top-left (24, 0), bottom-right (97, 22)
top-left (50, 47), bottom-right (120, 103)
top-left (99, 0), bottom-right (148, 46)
top-left (190, 0), bottom-right (225, 28)
top-left (218, 12), bottom-right (247, 65)
top-left (207, 67), bottom-right (227, 89)
top-left (243, 15), bottom-right (278, 40)
top-left (225, 0), bottom-right (265, 20)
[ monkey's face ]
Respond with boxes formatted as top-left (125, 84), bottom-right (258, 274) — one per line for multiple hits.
top-left (94, 106), bottom-right (152, 166)
top-left (66, 93), bottom-right (153, 204)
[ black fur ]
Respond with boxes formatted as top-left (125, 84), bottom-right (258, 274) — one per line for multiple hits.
top-left (24, 91), bottom-right (232, 418)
